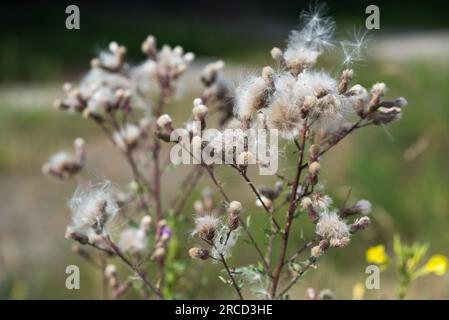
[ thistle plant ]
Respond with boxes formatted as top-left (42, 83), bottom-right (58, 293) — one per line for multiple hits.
top-left (44, 4), bottom-right (409, 300)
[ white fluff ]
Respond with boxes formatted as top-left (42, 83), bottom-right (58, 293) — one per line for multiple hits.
top-left (68, 182), bottom-right (119, 239)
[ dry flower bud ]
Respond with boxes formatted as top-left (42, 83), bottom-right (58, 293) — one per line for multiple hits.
top-left (308, 144), bottom-right (321, 162)
top-left (193, 200), bottom-right (204, 215)
top-left (105, 264), bottom-right (117, 278)
top-left (189, 247), bottom-right (210, 260)
top-left (157, 219), bottom-right (167, 229)
top-left (262, 66), bottom-right (274, 82)
top-left (270, 47), bottom-right (283, 61)
top-left (192, 214), bottom-right (219, 241)
top-left (311, 245), bottom-right (322, 258)
top-left (301, 197), bottom-right (313, 209)
top-left (156, 114), bottom-right (173, 129)
top-left (184, 52), bottom-right (195, 63)
top-left (350, 216), bottom-right (371, 233)
top-left (141, 35), bottom-right (157, 56)
top-left (371, 82), bottom-right (387, 96)
top-left (227, 212), bottom-right (240, 231)
top-left (330, 237), bottom-right (351, 248)
top-left (192, 104), bottom-right (208, 120)
top-left (140, 215), bottom-right (152, 230)
top-left (309, 162), bottom-right (321, 175)
top-left (152, 247), bottom-right (166, 259)
top-left (228, 201), bottom-right (243, 215)
top-left (338, 69), bottom-right (354, 94)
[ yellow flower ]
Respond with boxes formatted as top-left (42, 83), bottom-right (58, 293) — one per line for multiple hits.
top-left (424, 255), bottom-right (448, 276)
top-left (366, 244), bottom-right (389, 265)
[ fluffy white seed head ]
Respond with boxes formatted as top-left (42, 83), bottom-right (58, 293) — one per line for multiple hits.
top-left (191, 215), bottom-right (220, 241)
top-left (310, 192), bottom-right (333, 212)
top-left (316, 211), bottom-right (350, 244)
top-left (118, 228), bottom-right (147, 254)
top-left (234, 76), bottom-right (269, 122)
top-left (67, 182), bottom-right (119, 241)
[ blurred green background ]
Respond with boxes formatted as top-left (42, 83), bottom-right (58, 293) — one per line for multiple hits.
top-left (1, 0), bottom-right (449, 299)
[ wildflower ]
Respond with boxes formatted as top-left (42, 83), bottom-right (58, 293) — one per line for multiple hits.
top-left (316, 211), bottom-right (350, 247)
top-left (191, 214), bottom-right (220, 241)
top-left (423, 255), bottom-right (448, 276)
top-left (66, 182), bottom-right (119, 243)
top-left (366, 244), bottom-right (389, 265)
top-left (42, 138), bottom-right (85, 179)
top-left (189, 247), bottom-right (210, 260)
top-left (159, 225), bottom-right (172, 241)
